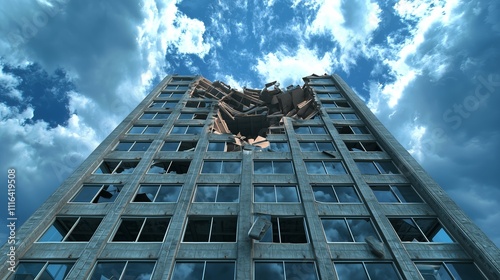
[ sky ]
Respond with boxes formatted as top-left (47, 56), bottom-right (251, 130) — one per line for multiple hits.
top-left (0, 0), bottom-right (499, 247)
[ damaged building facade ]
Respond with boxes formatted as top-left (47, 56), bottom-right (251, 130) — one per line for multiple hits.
top-left (1, 74), bottom-right (499, 279)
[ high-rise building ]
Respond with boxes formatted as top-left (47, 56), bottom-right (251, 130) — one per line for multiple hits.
top-left (1, 74), bottom-right (499, 279)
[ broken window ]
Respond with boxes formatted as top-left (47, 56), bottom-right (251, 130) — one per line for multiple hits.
top-left (112, 217), bottom-right (170, 242)
top-left (258, 217), bottom-right (308, 243)
top-left (161, 141), bottom-right (197, 151)
top-left (294, 126), bottom-right (327, 134)
top-left (38, 217), bottom-right (102, 242)
top-left (321, 218), bottom-right (380, 243)
top-left (305, 161), bottom-right (346, 175)
top-left (140, 112), bottom-right (170, 120)
top-left (299, 141), bottom-right (335, 152)
top-left (94, 160), bottom-right (139, 174)
top-left (254, 161), bottom-right (294, 174)
top-left (201, 161), bottom-right (241, 174)
top-left (334, 262), bottom-right (401, 280)
top-left (255, 262), bottom-right (319, 280)
top-left (183, 217), bottom-right (237, 242)
top-left (389, 218), bottom-right (453, 243)
top-left (148, 160), bottom-right (191, 174)
top-left (207, 142), bottom-right (241, 152)
top-left (172, 261), bottom-right (235, 280)
top-left (170, 125), bottom-right (203, 134)
top-left (254, 185), bottom-right (300, 203)
top-left (312, 185), bottom-right (360, 203)
top-left (128, 125), bottom-right (162, 134)
top-left (71, 184), bottom-right (123, 203)
top-left (149, 100), bottom-right (177, 109)
top-left (345, 141), bottom-right (381, 152)
top-left (178, 112), bottom-right (208, 120)
top-left (335, 125), bottom-right (369, 134)
top-left (159, 91), bottom-right (185, 99)
top-left (356, 161), bottom-right (400, 175)
top-left (133, 184), bottom-right (182, 202)
top-left (114, 141), bottom-right (151, 152)
top-left (194, 185), bottom-right (239, 202)
top-left (415, 262), bottom-right (486, 280)
top-left (328, 113), bottom-right (358, 120)
top-left (12, 261), bottom-right (75, 280)
top-left (186, 100), bottom-right (210, 108)
top-left (90, 261), bottom-right (156, 280)
top-left (371, 185), bottom-right (422, 203)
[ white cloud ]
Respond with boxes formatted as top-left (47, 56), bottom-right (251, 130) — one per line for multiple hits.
top-left (0, 64), bottom-right (23, 100)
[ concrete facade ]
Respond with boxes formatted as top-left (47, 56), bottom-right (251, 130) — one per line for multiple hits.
top-left (1, 74), bottom-right (499, 279)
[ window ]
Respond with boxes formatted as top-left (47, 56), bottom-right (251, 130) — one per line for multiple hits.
top-left (94, 161), bottom-right (139, 174)
top-left (371, 185), bottom-right (423, 203)
top-left (328, 113), bottom-right (358, 120)
top-left (171, 77), bottom-right (193, 82)
top-left (171, 261), bottom-right (235, 280)
top-left (335, 125), bottom-right (369, 134)
top-left (389, 217), bottom-right (453, 243)
top-left (311, 85), bottom-right (337, 91)
top-left (293, 126), bottom-right (327, 134)
top-left (178, 113), bottom-right (208, 120)
top-left (321, 100), bottom-right (350, 108)
top-left (308, 78), bottom-right (334, 84)
top-left (268, 126), bottom-right (285, 134)
top-left (159, 91), bottom-right (184, 99)
top-left (90, 261), bottom-right (155, 280)
top-left (165, 84), bottom-right (189, 91)
top-left (356, 161), bottom-right (400, 175)
top-left (148, 160), bottom-right (191, 174)
top-left (183, 217), bottom-right (237, 242)
top-left (255, 141), bottom-right (290, 152)
top-left (345, 141), bottom-right (381, 152)
top-left (299, 141), bottom-right (335, 152)
top-left (254, 185), bottom-right (300, 202)
top-left (305, 161), bottom-right (346, 174)
top-left (71, 184), bottom-right (123, 203)
top-left (127, 125), bottom-right (162, 134)
top-left (194, 185), bottom-right (239, 202)
top-left (207, 142), bottom-right (241, 152)
top-left (112, 217), bottom-right (170, 242)
top-left (140, 112), bottom-right (170, 120)
top-left (170, 125), bottom-right (203, 134)
top-left (254, 161), bottom-right (294, 174)
top-left (38, 217), bottom-right (102, 242)
top-left (334, 262), bottom-right (401, 280)
top-left (415, 262), bottom-right (486, 280)
top-left (186, 100), bottom-right (210, 108)
top-left (149, 100), bottom-right (177, 109)
top-left (133, 184), bottom-right (182, 202)
top-left (10, 261), bottom-right (74, 280)
top-left (312, 185), bottom-right (360, 203)
top-left (258, 217), bottom-right (308, 243)
top-left (317, 92), bottom-right (342, 99)
top-left (161, 141), bottom-right (197, 151)
top-left (114, 141), bottom-right (151, 151)
top-left (201, 161), bottom-right (241, 174)
top-left (321, 218), bottom-right (379, 242)
top-left (254, 261), bottom-right (319, 280)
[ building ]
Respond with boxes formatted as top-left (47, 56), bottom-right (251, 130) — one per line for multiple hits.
top-left (1, 74), bottom-right (499, 279)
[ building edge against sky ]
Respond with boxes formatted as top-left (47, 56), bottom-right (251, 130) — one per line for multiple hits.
top-left (1, 74), bottom-right (499, 279)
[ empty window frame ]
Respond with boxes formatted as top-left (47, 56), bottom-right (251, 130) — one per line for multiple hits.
top-left (254, 185), bottom-right (300, 203)
top-left (335, 125), bottom-right (369, 134)
top-left (254, 161), bottom-right (294, 174)
top-left (11, 261), bottom-right (75, 280)
top-left (90, 261), bottom-right (156, 280)
top-left (112, 217), bottom-right (170, 242)
top-left (312, 185), bottom-right (361, 203)
top-left (345, 141), bottom-right (381, 152)
top-left (328, 113), bottom-right (359, 120)
top-left (183, 216), bottom-right (238, 242)
top-left (178, 113), bottom-right (208, 120)
top-left (389, 217), bottom-right (453, 243)
top-left (186, 100), bottom-right (210, 108)
top-left (165, 84), bottom-right (189, 91)
top-left (194, 185), bottom-right (240, 202)
top-left (321, 100), bottom-right (351, 108)
top-left (254, 261), bottom-right (319, 280)
top-left (334, 262), bottom-right (402, 280)
top-left (148, 160), bottom-right (191, 174)
top-left (304, 161), bottom-right (346, 175)
top-left (415, 262), bottom-right (487, 280)
top-left (127, 125), bottom-right (162, 134)
top-left (114, 141), bottom-right (151, 151)
top-left (317, 92), bottom-right (342, 99)
top-left (259, 217), bottom-right (308, 243)
top-left (371, 185), bottom-right (423, 203)
top-left (140, 112), bottom-right (170, 120)
top-left (149, 100), bottom-right (177, 109)
top-left (201, 161), bottom-right (242, 174)
top-left (321, 218), bottom-right (380, 243)
top-left (161, 141), bottom-right (198, 151)
top-left (94, 160), bottom-right (139, 174)
top-left (38, 217), bottom-right (102, 242)
top-left (293, 126), bottom-right (327, 134)
top-left (267, 126), bottom-right (286, 134)
top-left (299, 141), bottom-right (336, 152)
top-left (356, 161), bottom-right (400, 175)
top-left (207, 142), bottom-right (241, 152)
top-left (171, 261), bottom-right (235, 280)
top-left (71, 184), bottom-right (123, 203)
top-left (159, 91), bottom-right (185, 99)
top-left (170, 125), bottom-right (203, 134)
top-left (133, 184), bottom-right (182, 202)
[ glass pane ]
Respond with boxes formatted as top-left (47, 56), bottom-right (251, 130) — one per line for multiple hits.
top-left (155, 186), bottom-right (182, 202)
top-left (12, 262), bottom-right (44, 279)
top-left (204, 262), bottom-right (235, 280)
top-left (375, 161), bottom-right (400, 174)
top-left (186, 126), bottom-right (203, 134)
top-left (285, 262), bottom-right (318, 280)
top-left (130, 142), bottom-right (150, 151)
top-left (279, 218), bottom-right (307, 243)
top-left (316, 142), bottom-right (335, 151)
top-left (415, 219), bottom-right (453, 243)
top-left (135, 185), bottom-right (159, 202)
top-left (140, 113), bottom-right (155, 119)
top-left (171, 262), bottom-right (204, 280)
top-left (115, 161), bottom-right (137, 174)
top-left (392, 185), bottom-right (422, 203)
top-left (447, 263), bottom-right (486, 280)
top-left (322, 219), bottom-right (352, 242)
top-left (115, 142), bottom-right (133, 151)
top-left (183, 218), bottom-right (211, 242)
top-left (208, 142), bottom-right (225, 151)
top-left (294, 127), bottom-right (310, 134)
top-left (347, 218), bottom-right (379, 242)
top-left (312, 186), bottom-right (337, 202)
top-left (94, 185), bottom-right (121, 203)
top-left (149, 101), bottom-right (163, 108)
top-left (144, 126), bottom-right (161, 134)
top-left (324, 162), bottom-right (346, 174)
top-left (335, 263), bottom-right (369, 280)
top-left (154, 113), bottom-right (170, 119)
top-left (328, 113), bottom-right (343, 120)
top-left (416, 263), bottom-right (453, 280)
top-left (128, 126), bottom-right (145, 134)
top-left (273, 161), bottom-right (293, 174)
top-left (138, 218), bottom-right (169, 242)
top-left (90, 262), bottom-right (126, 280)
top-left (299, 142), bottom-right (317, 151)
top-left (356, 162), bottom-right (379, 175)
top-left (221, 161), bottom-right (241, 173)
top-left (66, 217), bottom-right (101, 241)
top-left (310, 126), bottom-right (327, 134)
top-left (343, 113), bottom-right (358, 119)
top-left (41, 263), bottom-right (74, 280)
top-left (39, 217), bottom-right (78, 242)
top-left (194, 186), bottom-right (217, 202)
top-left (255, 262), bottom-right (285, 280)
top-left (254, 161), bottom-right (273, 174)
top-left (275, 186), bottom-right (299, 202)
top-left (113, 219), bottom-right (143, 241)
top-left (171, 126), bottom-right (186, 134)
top-left (269, 142), bottom-right (289, 152)
top-left (372, 186), bottom-right (399, 203)
top-left (201, 161), bottom-right (222, 173)
top-left (335, 186), bottom-right (360, 203)
top-left (217, 185), bottom-right (239, 202)
top-left (95, 161), bottom-right (119, 174)
top-left (210, 217), bottom-right (237, 242)
top-left (161, 142), bottom-right (180, 151)
top-left (365, 263), bottom-right (400, 280)
top-left (351, 126), bottom-right (369, 134)
top-left (305, 161), bottom-right (325, 174)
top-left (254, 186), bottom-right (276, 202)
top-left (72, 185), bottom-right (101, 202)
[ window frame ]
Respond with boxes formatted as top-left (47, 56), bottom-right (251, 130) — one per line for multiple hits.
top-left (182, 216), bottom-right (238, 243)
top-left (253, 160), bottom-right (295, 174)
top-left (111, 217), bottom-right (171, 242)
top-left (335, 125), bottom-right (370, 135)
top-left (10, 261), bottom-right (75, 280)
top-left (356, 161), bottom-right (400, 175)
top-left (171, 261), bottom-right (236, 280)
top-left (147, 160), bottom-right (191, 174)
top-left (254, 261), bottom-right (319, 280)
top-left (133, 184), bottom-right (182, 203)
top-left (114, 141), bottom-right (151, 152)
top-left (37, 216), bottom-right (103, 243)
top-left (415, 261), bottom-right (487, 280)
top-left (344, 141), bottom-right (382, 152)
top-left (321, 217), bottom-right (381, 243)
top-left (89, 260), bottom-right (156, 280)
top-left (170, 125), bottom-right (204, 135)
top-left (140, 112), bottom-right (170, 120)
top-left (370, 184), bottom-right (423, 203)
top-left (253, 184), bottom-right (300, 203)
top-left (93, 160), bottom-right (139, 174)
top-left (293, 125), bottom-right (328, 134)
top-left (194, 184), bottom-right (240, 203)
top-left (299, 141), bottom-right (336, 152)
top-left (201, 160), bottom-right (242, 174)
top-left (127, 125), bottom-right (162, 135)
top-left (161, 141), bottom-right (198, 152)
top-left (304, 161), bottom-right (347, 175)
top-left (389, 217), bottom-right (454, 243)
top-left (207, 141), bottom-right (242, 152)
top-left (70, 184), bottom-right (123, 203)
top-left (256, 216), bottom-right (309, 243)
top-left (333, 261), bottom-right (402, 280)
top-left (311, 185), bottom-right (361, 203)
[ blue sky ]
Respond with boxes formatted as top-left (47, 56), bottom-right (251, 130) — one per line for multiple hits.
top-left (1, 0), bottom-right (499, 247)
